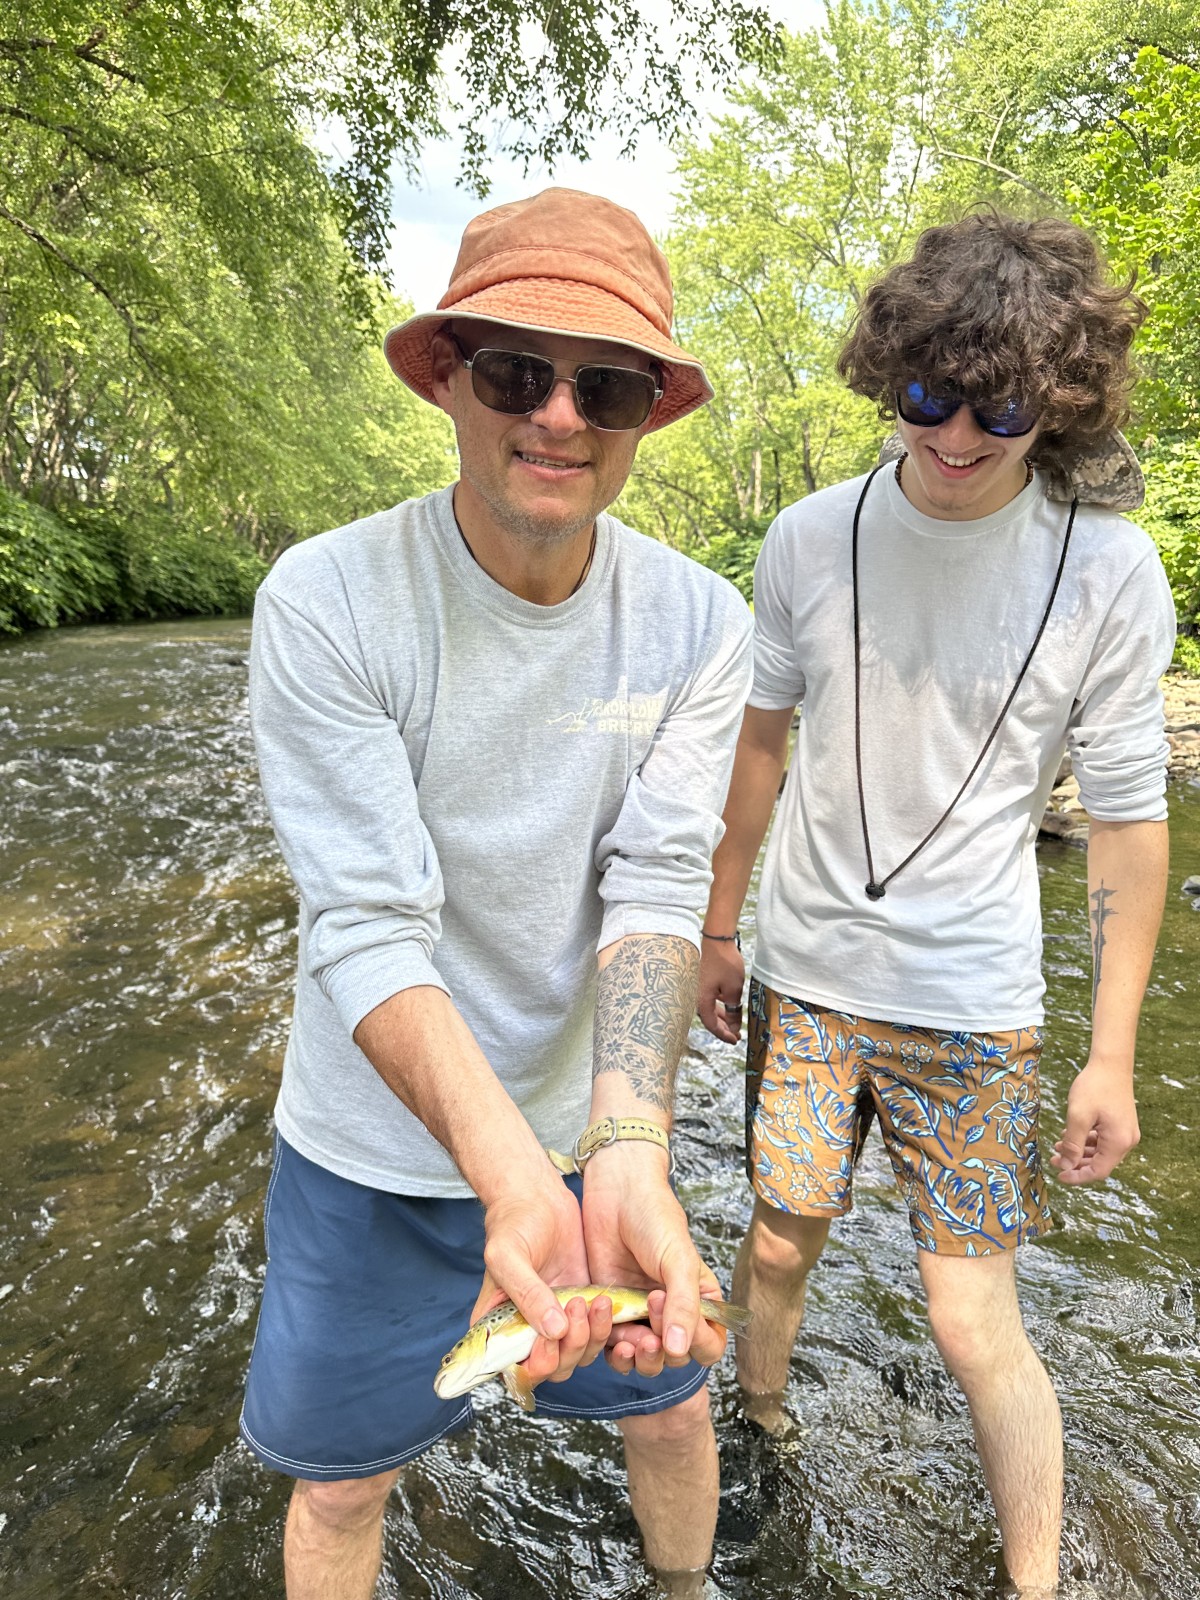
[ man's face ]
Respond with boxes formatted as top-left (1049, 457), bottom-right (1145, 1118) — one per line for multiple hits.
top-left (430, 321), bottom-right (657, 548)
top-left (896, 401), bottom-right (1040, 522)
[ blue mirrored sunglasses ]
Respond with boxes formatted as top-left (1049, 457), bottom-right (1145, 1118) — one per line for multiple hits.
top-left (896, 381), bottom-right (1038, 438)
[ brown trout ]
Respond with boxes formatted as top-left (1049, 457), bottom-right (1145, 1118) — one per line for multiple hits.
top-left (434, 1285), bottom-right (753, 1412)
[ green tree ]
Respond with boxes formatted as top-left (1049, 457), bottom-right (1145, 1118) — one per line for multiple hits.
top-left (927, 2), bottom-right (1200, 662)
top-left (0, 0), bottom-right (781, 628)
top-left (924, 0), bottom-right (1198, 209)
top-left (1073, 46), bottom-right (1200, 663)
top-left (620, 0), bottom-right (957, 588)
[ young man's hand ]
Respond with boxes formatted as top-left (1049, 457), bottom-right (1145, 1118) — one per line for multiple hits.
top-left (697, 937), bottom-right (746, 1043)
top-left (580, 1140), bottom-right (728, 1376)
top-left (1051, 1056), bottom-right (1140, 1184)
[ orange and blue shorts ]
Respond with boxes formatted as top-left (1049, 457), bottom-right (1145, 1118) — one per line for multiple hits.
top-left (745, 981), bottom-right (1055, 1255)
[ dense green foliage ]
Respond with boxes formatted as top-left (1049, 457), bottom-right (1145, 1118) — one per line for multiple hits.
top-left (0, 0), bottom-right (779, 633)
top-left (3, 0), bottom-right (1197, 659)
top-left (0, 488), bottom-right (265, 634)
top-left (619, 3), bottom-right (943, 554)
top-left (620, 0), bottom-right (1200, 667)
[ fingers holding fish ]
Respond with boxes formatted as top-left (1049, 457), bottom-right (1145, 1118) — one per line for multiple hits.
top-left (607, 1308), bottom-right (664, 1378)
top-left (581, 1291), bottom-right (615, 1369)
top-left (537, 1291), bottom-right (614, 1384)
top-left (435, 1286), bottom-right (752, 1409)
top-left (582, 1161), bottom-right (728, 1369)
top-left (656, 1244), bottom-right (721, 1368)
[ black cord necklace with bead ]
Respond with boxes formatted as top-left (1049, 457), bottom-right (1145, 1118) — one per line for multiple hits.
top-left (852, 457), bottom-right (1076, 902)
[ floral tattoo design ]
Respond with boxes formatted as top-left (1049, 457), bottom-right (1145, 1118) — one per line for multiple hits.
top-left (593, 935), bottom-right (699, 1111)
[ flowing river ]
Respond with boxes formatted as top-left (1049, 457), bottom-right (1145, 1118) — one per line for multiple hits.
top-left (1, 618), bottom-right (1198, 1600)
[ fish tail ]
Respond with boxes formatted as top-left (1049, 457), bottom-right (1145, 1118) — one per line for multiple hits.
top-left (702, 1298), bottom-right (754, 1337)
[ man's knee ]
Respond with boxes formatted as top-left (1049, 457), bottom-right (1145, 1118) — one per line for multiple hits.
top-left (923, 1257), bottom-right (1026, 1382)
top-left (618, 1385), bottom-right (712, 1451)
top-left (745, 1200), bottom-right (829, 1282)
top-left (289, 1468), bottom-right (401, 1536)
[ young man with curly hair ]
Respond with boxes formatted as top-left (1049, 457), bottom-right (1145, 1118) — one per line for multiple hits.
top-left (697, 213), bottom-right (1176, 1596)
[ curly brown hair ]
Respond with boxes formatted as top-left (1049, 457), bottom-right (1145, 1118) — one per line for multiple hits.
top-left (837, 212), bottom-right (1146, 458)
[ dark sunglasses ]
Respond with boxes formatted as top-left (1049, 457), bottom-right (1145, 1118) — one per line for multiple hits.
top-left (451, 335), bottom-right (662, 431)
top-left (896, 381), bottom-right (1038, 438)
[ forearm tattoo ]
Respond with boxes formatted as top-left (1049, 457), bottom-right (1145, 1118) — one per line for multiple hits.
top-left (1090, 881), bottom-right (1116, 1012)
top-left (592, 935), bottom-right (700, 1112)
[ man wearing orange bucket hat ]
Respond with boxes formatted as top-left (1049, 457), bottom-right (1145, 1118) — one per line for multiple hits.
top-left (240, 187), bottom-right (752, 1597)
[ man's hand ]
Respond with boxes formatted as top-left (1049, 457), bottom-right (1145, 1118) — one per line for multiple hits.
top-left (697, 936), bottom-right (746, 1043)
top-left (471, 1171), bottom-right (615, 1390)
top-left (1051, 1057), bottom-right (1140, 1184)
top-left (580, 1141), bottom-right (728, 1378)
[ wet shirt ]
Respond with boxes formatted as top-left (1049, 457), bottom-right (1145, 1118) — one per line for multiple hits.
top-left (250, 486), bottom-right (752, 1195)
top-left (749, 467), bottom-right (1176, 1032)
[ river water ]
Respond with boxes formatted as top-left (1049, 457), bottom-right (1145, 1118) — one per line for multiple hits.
top-left (1, 618), bottom-right (1197, 1600)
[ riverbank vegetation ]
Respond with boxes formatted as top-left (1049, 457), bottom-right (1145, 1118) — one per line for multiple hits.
top-left (0, 0), bottom-right (778, 633)
top-left (2, 1), bottom-right (1197, 665)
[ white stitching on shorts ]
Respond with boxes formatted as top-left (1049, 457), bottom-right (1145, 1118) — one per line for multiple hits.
top-left (240, 1134), bottom-right (285, 1395)
top-left (238, 1405), bottom-right (473, 1477)
top-left (533, 1366), bottom-right (708, 1420)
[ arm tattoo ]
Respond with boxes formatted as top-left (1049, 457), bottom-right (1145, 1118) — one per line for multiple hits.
top-left (592, 935), bottom-right (700, 1112)
top-left (1090, 882), bottom-right (1116, 1012)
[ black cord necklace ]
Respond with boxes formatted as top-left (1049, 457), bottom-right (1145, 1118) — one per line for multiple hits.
top-left (455, 518), bottom-right (597, 598)
top-left (852, 458), bottom-right (1077, 902)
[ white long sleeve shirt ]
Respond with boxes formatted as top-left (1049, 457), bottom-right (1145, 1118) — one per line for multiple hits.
top-left (250, 486), bottom-right (752, 1194)
top-left (749, 466), bottom-right (1176, 1031)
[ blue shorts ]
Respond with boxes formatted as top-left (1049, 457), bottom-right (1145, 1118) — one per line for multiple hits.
top-left (239, 1136), bottom-right (710, 1480)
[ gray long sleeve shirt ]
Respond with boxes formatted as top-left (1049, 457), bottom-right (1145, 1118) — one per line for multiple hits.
top-left (249, 486), bottom-right (753, 1195)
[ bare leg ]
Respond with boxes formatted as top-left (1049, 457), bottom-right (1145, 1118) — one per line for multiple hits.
top-left (283, 1469), bottom-right (400, 1600)
top-left (619, 1386), bottom-right (717, 1593)
top-left (731, 1198), bottom-right (831, 1429)
top-left (919, 1250), bottom-right (1061, 1596)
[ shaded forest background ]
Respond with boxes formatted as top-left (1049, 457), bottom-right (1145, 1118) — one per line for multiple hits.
top-left (2, 0), bottom-right (1197, 669)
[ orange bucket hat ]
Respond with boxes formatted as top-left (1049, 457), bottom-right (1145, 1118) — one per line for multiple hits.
top-left (383, 187), bottom-right (712, 432)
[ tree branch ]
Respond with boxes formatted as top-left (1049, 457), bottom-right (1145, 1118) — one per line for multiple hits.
top-left (927, 137), bottom-right (1059, 205)
top-left (1123, 39), bottom-right (1199, 70)
top-left (985, 98), bottom-right (1011, 165)
top-left (0, 103), bottom-right (149, 172)
top-left (0, 201), bottom-right (163, 378)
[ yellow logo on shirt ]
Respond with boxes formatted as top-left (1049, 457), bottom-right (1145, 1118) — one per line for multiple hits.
top-left (548, 676), bottom-right (667, 736)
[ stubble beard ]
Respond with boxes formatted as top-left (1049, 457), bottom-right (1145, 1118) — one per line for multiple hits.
top-left (452, 405), bottom-right (614, 551)
top-left (484, 492), bottom-right (599, 550)
top-left (465, 452), bottom-right (609, 549)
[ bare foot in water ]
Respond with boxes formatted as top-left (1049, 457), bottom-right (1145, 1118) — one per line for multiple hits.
top-left (650, 1566), bottom-right (710, 1598)
top-left (740, 1387), bottom-right (803, 1440)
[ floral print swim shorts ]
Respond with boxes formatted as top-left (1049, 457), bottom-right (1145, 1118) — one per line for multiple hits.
top-left (746, 981), bottom-right (1055, 1255)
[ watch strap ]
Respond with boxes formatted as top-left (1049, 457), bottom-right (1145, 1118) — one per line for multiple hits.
top-left (546, 1115), bottom-right (674, 1177)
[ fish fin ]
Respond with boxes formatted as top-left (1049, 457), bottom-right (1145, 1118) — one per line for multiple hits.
top-left (701, 1299), bottom-right (754, 1338)
top-left (501, 1365), bottom-right (538, 1413)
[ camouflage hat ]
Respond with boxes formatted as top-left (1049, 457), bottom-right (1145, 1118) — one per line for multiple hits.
top-left (878, 427), bottom-right (1145, 511)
